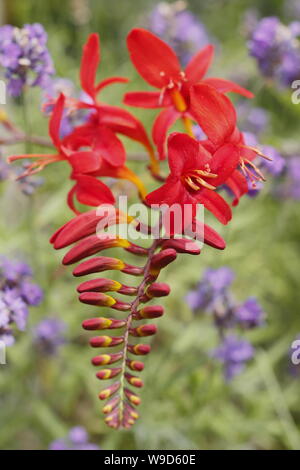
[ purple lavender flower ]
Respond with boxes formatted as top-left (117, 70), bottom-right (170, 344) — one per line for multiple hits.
top-left (20, 281), bottom-right (43, 306)
top-left (186, 267), bottom-right (234, 312)
top-left (235, 297), bottom-right (265, 328)
top-left (148, 2), bottom-right (211, 65)
top-left (49, 426), bottom-right (100, 450)
top-left (248, 16), bottom-right (300, 87)
top-left (237, 103), bottom-right (269, 135)
top-left (0, 23), bottom-right (54, 97)
top-left (260, 145), bottom-right (286, 176)
top-left (212, 335), bottom-right (254, 381)
top-left (33, 317), bottom-right (66, 355)
top-left (0, 256), bottom-right (43, 345)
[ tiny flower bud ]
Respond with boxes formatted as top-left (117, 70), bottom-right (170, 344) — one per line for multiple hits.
top-left (102, 396), bottom-right (120, 414)
top-left (73, 257), bottom-right (125, 277)
top-left (149, 248), bottom-right (177, 275)
top-left (79, 292), bottom-right (116, 307)
top-left (145, 282), bottom-right (170, 298)
top-left (90, 336), bottom-right (124, 347)
top-left (82, 317), bottom-right (126, 330)
top-left (77, 278), bottom-right (122, 293)
top-left (161, 238), bottom-right (201, 255)
top-left (125, 373), bottom-right (143, 388)
top-left (99, 382), bottom-right (120, 400)
top-left (129, 324), bottom-right (157, 337)
top-left (96, 367), bottom-right (122, 380)
top-left (127, 343), bottom-right (151, 355)
top-left (135, 305), bottom-right (164, 319)
top-left (92, 352), bottom-right (123, 366)
top-left (126, 359), bottom-right (144, 371)
top-left (124, 388), bottom-right (141, 406)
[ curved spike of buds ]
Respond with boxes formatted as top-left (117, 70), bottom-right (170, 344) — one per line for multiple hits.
top-left (129, 324), bottom-right (157, 337)
top-left (161, 238), bottom-right (201, 255)
top-left (82, 317), bottom-right (126, 330)
top-left (79, 292), bottom-right (131, 311)
top-left (124, 388), bottom-right (141, 406)
top-left (149, 248), bottom-right (177, 276)
top-left (134, 305), bottom-right (164, 319)
top-left (92, 352), bottom-right (123, 366)
top-left (125, 373), bottom-right (144, 388)
top-left (126, 359), bottom-right (144, 371)
top-left (96, 367), bottom-right (122, 380)
top-left (102, 396), bottom-right (120, 414)
top-left (77, 278), bottom-right (138, 296)
top-left (73, 257), bottom-right (144, 277)
top-left (90, 335), bottom-right (124, 348)
top-left (99, 382), bottom-right (120, 400)
top-left (127, 343), bottom-right (151, 355)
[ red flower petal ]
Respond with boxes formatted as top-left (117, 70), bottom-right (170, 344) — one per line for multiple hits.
top-left (124, 91), bottom-right (171, 108)
top-left (145, 178), bottom-right (183, 206)
top-left (188, 219), bottom-right (226, 250)
top-left (196, 188), bottom-right (232, 225)
top-left (68, 151), bottom-right (101, 174)
top-left (167, 132), bottom-right (211, 176)
top-left (98, 104), bottom-right (152, 150)
top-left (74, 175), bottom-right (115, 207)
top-left (209, 143), bottom-right (240, 186)
top-left (127, 28), bottom-right (181, 88)
top-left (152, 108), bottom-right (180, 160)
top-left (94, 126), bottom-right (126, 168)
top-left (96, 76), bottom-right (129, 94)
top-left (190, 84), bottom-right (237, 145)
top-left (185, 44), bottom-right (214, 83)
top-left (225, 170), bottom-right (249, 206)
top-left (80, 33), bottom-right (100, 99)
top-left (202, 77), bottom-right (254, 98)
top-left (49, 93), bottom-right (64, 148)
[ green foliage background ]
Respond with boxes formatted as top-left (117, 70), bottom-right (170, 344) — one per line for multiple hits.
top-left (0, 0), bottom-right (299, 450)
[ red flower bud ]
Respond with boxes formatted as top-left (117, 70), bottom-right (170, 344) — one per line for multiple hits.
top-left (126, 359), bottom-right (144, 371)
top-left (129, 324), bottom-right (157, 337)
top-left (91, 351), bottom-right (123, 366)
top-left (127, 343), bottom-right (151, 355)
top-left (102, 396), bottom-right (120, 414)
top-left (90, 336), bottom-right (124, 347)
top-left (145, 282), bottom-right (170, 298)
top-left (82, 317), bottom-right (126, 330)
top-left (135, 305), bottom-right (164, 319)
top-left (149, 248), bottom-right (177, 274)
top-left (79, 292), bottom-right (117, 307)
top-left (73, 257), bottom-right (125, 276)
top-left (124, 388), bottom-right (141, 406)
top-left (99, 382), bottom-right (120, 400)
top-left (161, 238), bottom-right (201, 255)
top-left (125, 373), bottom-right (144, 388)
top-left (96, 367), bottom-right (122, 380)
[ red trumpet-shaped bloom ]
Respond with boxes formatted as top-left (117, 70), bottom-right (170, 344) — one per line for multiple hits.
top-left (124, 28), bottom-right (253, 159)
top-left (189, 83), bottom-right (270, 205)
top-left (146, 132), bottom-right (240, 228)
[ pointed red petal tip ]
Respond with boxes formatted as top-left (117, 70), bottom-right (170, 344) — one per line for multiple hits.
top-left (190, 83), bottom-right (237, 145)
top-left (49, 93), bottom-right (65, 148)
top-left (80, 33), bottom-right (100, 99)
top-left (127, 28), bottom-right (181, 89)
top-left (185, 44), bottom-right (214, 83)
top-left (190, 220), bottom-right (226, 250)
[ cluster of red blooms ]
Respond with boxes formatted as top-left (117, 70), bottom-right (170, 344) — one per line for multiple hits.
top-left (9, 28), bottom-right (268, 429)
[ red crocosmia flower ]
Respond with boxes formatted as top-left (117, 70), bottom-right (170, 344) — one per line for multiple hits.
top-left (75, 33), bottom-right (158, 173)
top-left (190, 83), bottom-right (269, 205)
top-left (145, 132), bottom-right (240, 229)
top-left (124, 28), bottom-right (253, 159)
top-left (8, 93), bottom-right (115, 212)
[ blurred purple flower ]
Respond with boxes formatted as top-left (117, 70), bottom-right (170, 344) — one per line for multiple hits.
top-left (248, 16), bottom-right (300, 87)
top-left (0, 257), bottom-right (32, 283)
top-left (237, 103), bottom-right (269, 135)
top-left (148, 2), bottom-right (211, 65)
top-left (212, 335), bottom-right (254, 381)
top-left (20, 281), bottom-right (43, 306)
top-left (0, 23), bottom-right (54, 97)
top-left (235, 297), bottom-right (265, 328)
top-left (49, 426), bottom-right (100, 450)
top-left (33, 317), bottom-right (66, 355)
top-left (260, 145), bottom-right (286, 176)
